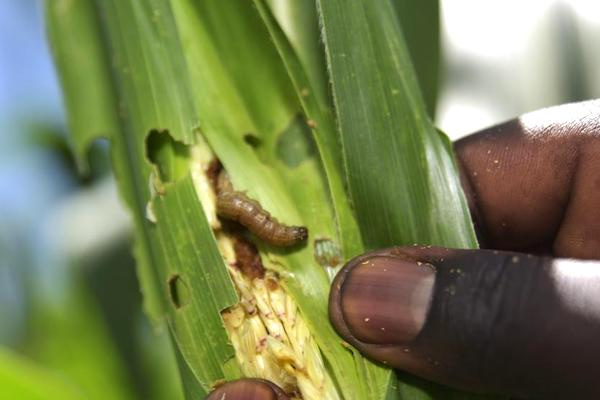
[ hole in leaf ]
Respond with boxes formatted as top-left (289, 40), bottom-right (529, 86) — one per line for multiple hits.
top-left (168, 274), bottom-right (190, 309)
top-left (146, 129), bottom-right (190, 183)
top-left (243, 133), bottom-right (261, 148)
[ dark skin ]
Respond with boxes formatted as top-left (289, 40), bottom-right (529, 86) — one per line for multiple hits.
top-left (206, 101), bottom-right (600, 400)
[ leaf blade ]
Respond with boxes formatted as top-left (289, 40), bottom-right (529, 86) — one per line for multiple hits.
top-left (393, 0), bottom-right (440, 117)
top-left (316, 0), bottom-right (481, 398)
top-left (45, 0), bottom-right (120, 172)
top-left (48, 0), bottom-right (242, 393)
top-left (252, 0), bottom-right (363, 259)
top-left (317, 0), bottom-right (477, 251)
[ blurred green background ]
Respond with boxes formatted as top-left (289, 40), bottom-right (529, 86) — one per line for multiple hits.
top-left (1, 0), bottom-right (599, 398)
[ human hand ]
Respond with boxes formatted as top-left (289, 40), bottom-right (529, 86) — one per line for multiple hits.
top-left (207, 100), bottom-right (600, 399)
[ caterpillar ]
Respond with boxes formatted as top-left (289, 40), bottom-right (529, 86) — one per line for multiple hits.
top-left (216, 170), bottom-right (308, 247)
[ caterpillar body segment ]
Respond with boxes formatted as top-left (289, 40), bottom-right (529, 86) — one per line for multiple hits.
top-left (216, 171), bottom-right (308, 247)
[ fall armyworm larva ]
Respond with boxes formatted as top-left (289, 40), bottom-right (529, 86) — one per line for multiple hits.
top-left (216, 170), bottom-right (308, 247)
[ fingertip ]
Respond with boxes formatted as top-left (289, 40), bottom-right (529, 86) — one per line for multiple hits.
top-left (328, 248), bottom-right (440, 374)
top-left (206, 379), bottom-right (289, 400)
top-left (329, 247), bottom-right (444, 346)
top-left (329, 248), bottom-right (412, 345)
top-left (330, 246), bottom-right (600, 397)
top-left (329, 251), bottom-right (365, 349)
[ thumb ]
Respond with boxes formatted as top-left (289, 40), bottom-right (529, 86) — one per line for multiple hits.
top-left (329, 246), bottom-right (600, 399)
top-left (205, 379), bottom-right (289, 400)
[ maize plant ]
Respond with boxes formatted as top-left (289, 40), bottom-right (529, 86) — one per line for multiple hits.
top-left (47, 0), bottom-right (482, 399)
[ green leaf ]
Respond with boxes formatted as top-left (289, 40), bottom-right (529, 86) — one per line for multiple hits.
top-left (47, 0), bottom-right (241, 394)
top-left (266, 0), bottom-right (329, 105)
top-left (48, 0), bottom-right (486, 399)
top-left (316, 0), bottom-right (477, 251)
top-left (0, 347), bottom-right (84, 400)
top-left (252, 0), bottom-right (363, 259)
top-left (316, 0), bottom-right (481, 398)
top-left (251, 1), bottom-right (399, 398)
top-left (172, 2), bottom-right (382, 398)
top-left (96, 0), bottom-right (242, 391)
top-left (393, 0), bottom-right (440, 117)
top-left (45, 0), bottom-right (120, 173)
top-left (45, 0), bottom-right (165, 333)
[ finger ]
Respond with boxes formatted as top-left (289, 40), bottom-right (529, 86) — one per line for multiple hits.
top-left (205, 379), bottom-right (290, 400)
top-left (454, 100), bottom-right (600, 259)
top-left (329, 246), bottom-right (600, 399)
